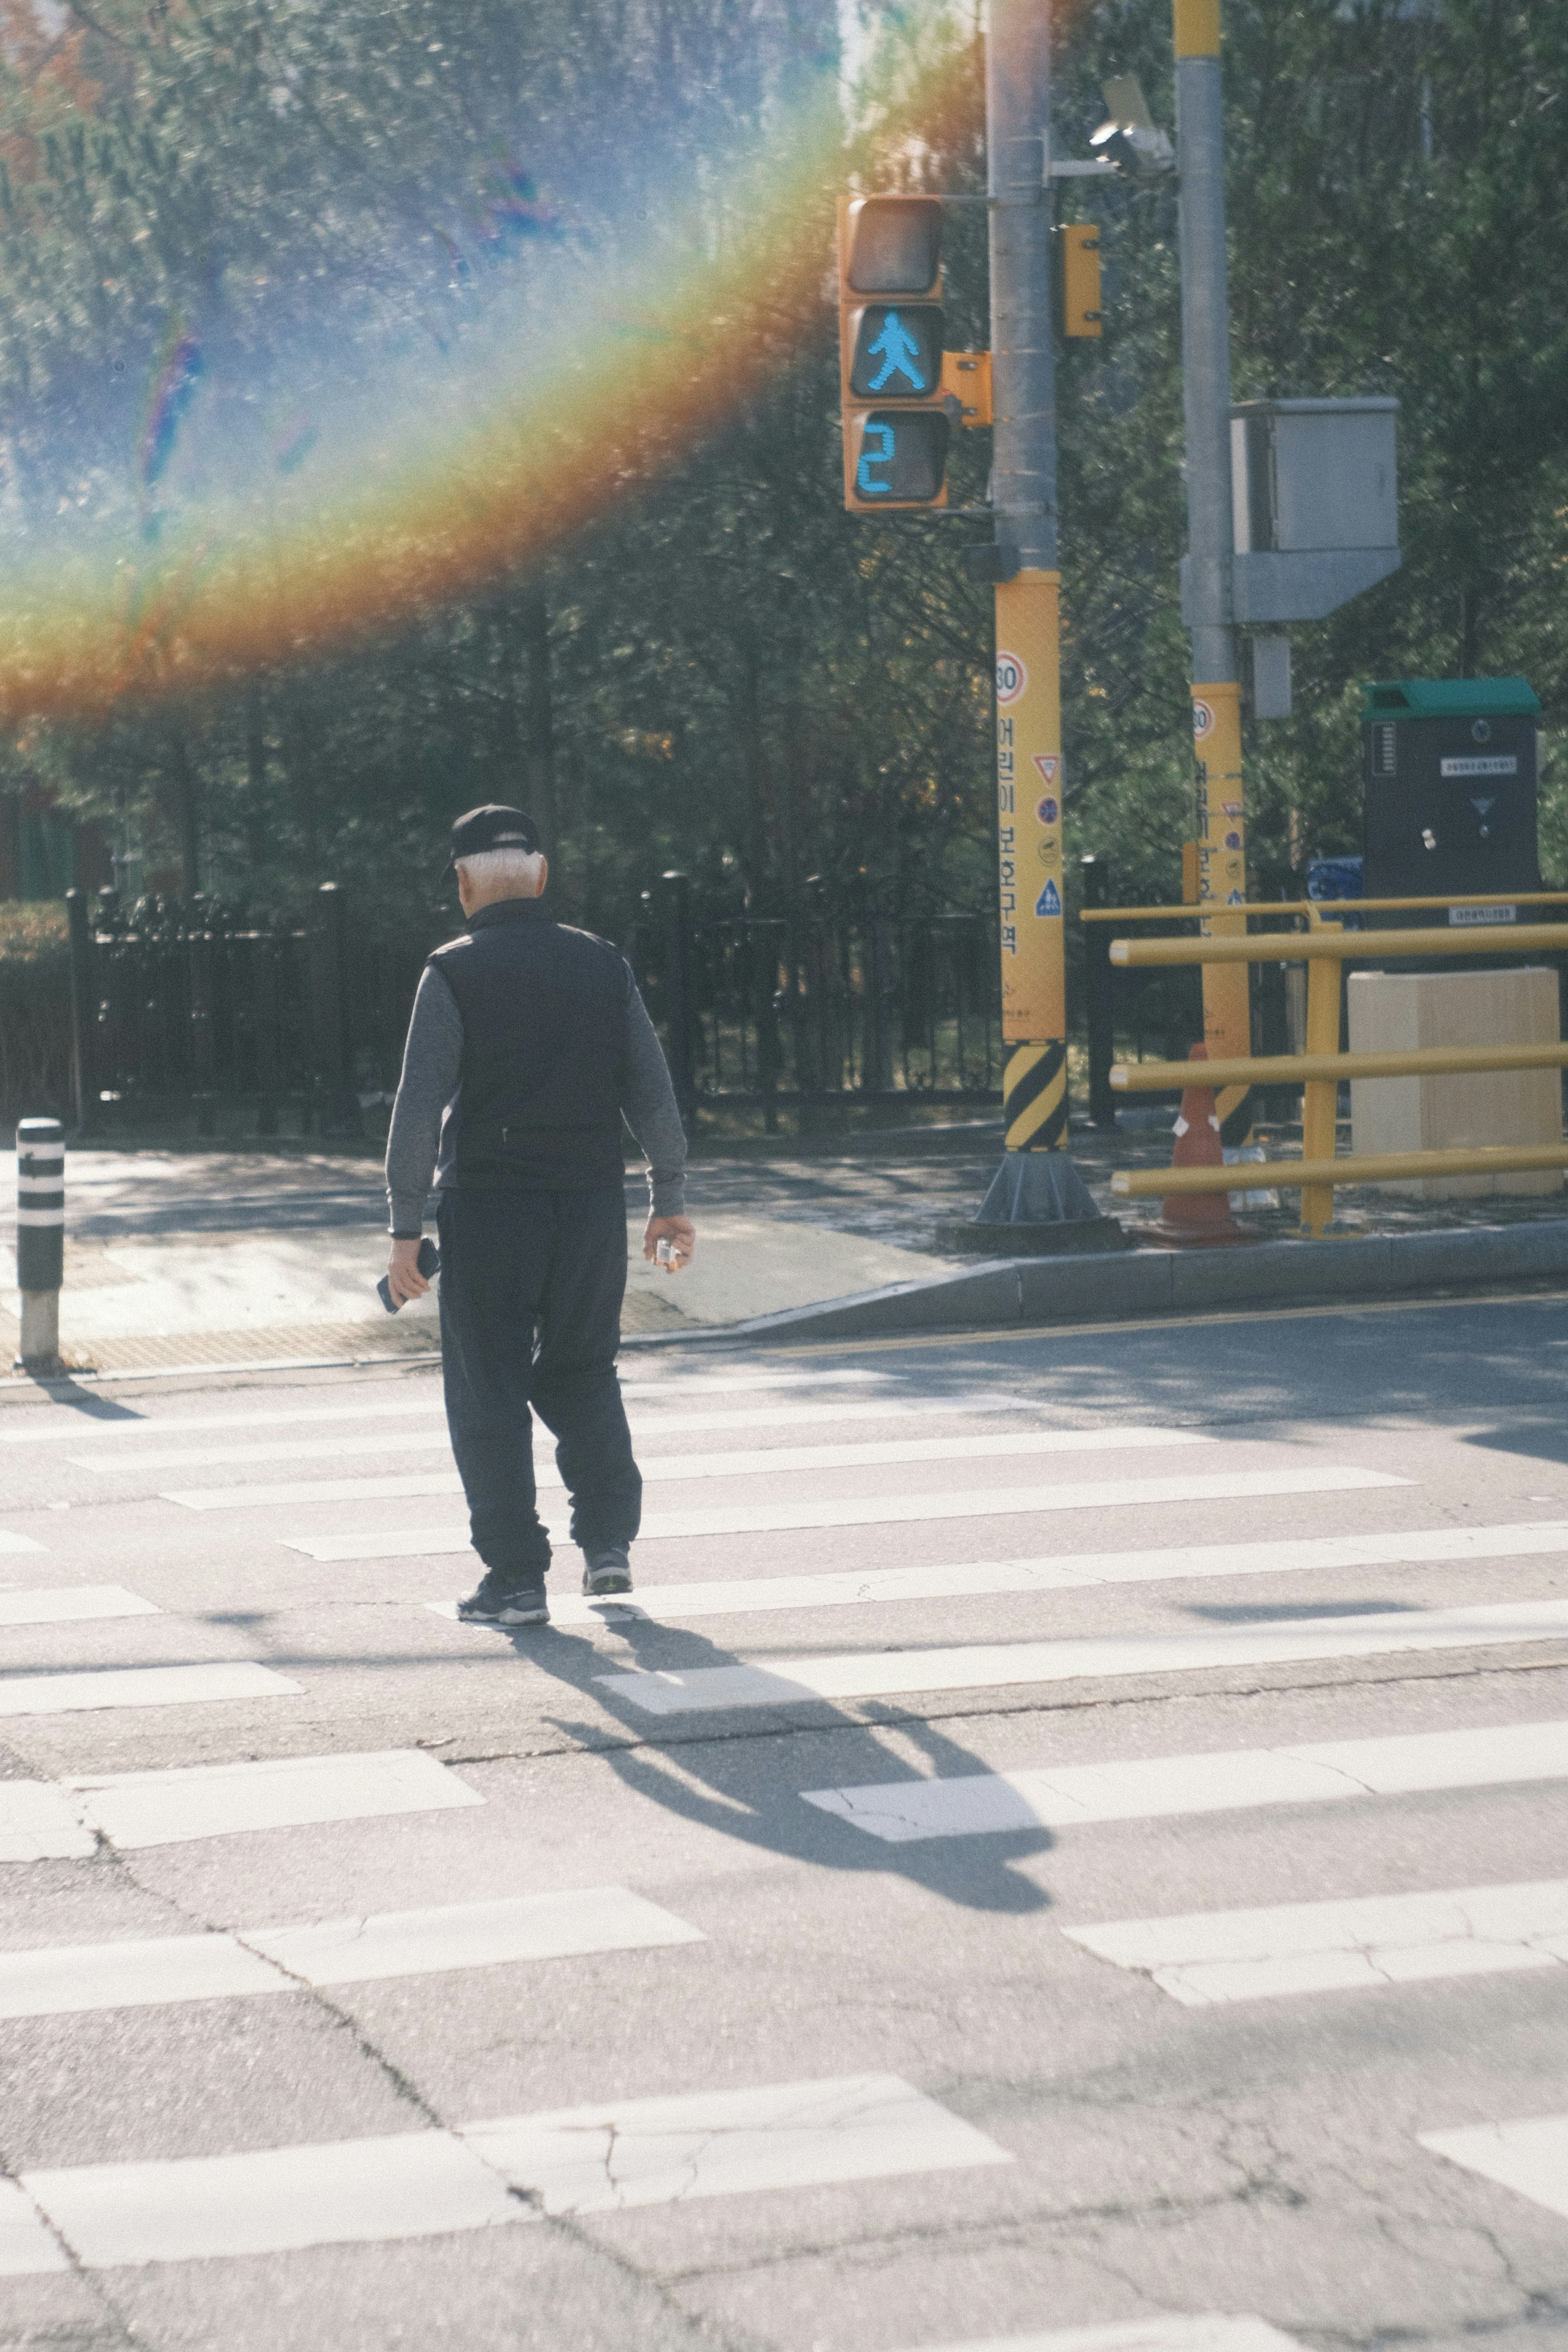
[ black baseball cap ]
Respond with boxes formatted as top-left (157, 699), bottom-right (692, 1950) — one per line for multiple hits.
top-left (450, 804), bottom-right (543, 864)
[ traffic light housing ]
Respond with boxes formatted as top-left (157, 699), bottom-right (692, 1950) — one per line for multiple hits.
top-left (839, 195), bottom-right (950, 511)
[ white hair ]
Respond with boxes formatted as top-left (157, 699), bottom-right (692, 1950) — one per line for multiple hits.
top-left (457, 847), bottom-right (545, 894)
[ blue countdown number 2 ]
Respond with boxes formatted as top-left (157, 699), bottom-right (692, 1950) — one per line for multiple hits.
top-left (856, 421), bottom-right (895, 497)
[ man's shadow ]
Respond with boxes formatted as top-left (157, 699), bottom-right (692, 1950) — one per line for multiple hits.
top-left (494, 1606), bottom-right (1055, 1919)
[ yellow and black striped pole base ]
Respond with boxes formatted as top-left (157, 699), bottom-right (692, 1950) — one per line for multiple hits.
top-left (1003, 1042), bottom-right (1068, 1153)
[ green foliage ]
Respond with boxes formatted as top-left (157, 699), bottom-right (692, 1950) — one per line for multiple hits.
top-left (0, 0), bottom-right (1563, 1005)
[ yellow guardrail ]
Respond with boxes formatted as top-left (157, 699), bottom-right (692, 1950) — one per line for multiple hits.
top-left (1096, 899), bottom-right (1568, 1236)
top-left (1109, 923), bottom-right (1568, 967)
top-left (1080, 892), bottom-right (1568, 923)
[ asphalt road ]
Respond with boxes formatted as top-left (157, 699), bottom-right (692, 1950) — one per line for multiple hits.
top-left (2, 1292), bottom-right (1568, 2351)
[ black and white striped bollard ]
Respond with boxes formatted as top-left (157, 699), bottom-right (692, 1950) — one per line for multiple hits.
top-left (16, 1117), bottom-right (65, 1374)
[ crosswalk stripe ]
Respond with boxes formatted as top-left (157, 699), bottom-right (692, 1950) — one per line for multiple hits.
top-left (0, 2179), bottom-right (67, 2276)
top-left (1419, 2112), bottom-right (1568, 2223)
top-left (917, 2322), bottom-right (1305, 2352)
top-left (69, 1392), bottom-right (1049, 1474)
top-left (431, 1519), bottom-right (1568, 1633)
top-left (0, 1783), bottom-right (98, 1863)
top-left (0, 1661), bottom-right (301, 1718)
top-left (14, 2072), bottom-right (1009, 2270)
top-left (164, 1426), bottom-right (1213, 1512)
top-left (0, 1530), bottom-right (47, 1554)
top-left (0, 1889), bottom-right (703, 2018)
top-left (0, 1365), bottom-right (884, 1451)
top-left (597, 1597), bottom-right (1568, 1717)
top-left (0, 1584), bottom-right (158, 1626)
top-left (1062, 1876), bottom-right (1568, 2005)
top-left (801, 1717), bottom-right (1568, 1843)
top-left (2, 1747), bottom-right (484, 1857)
top-left (0, 1395), bottom-right (450, 1448)
top-left (463, 2070), bottom-right (1011, 2215)
top-left (18, 2129), bottom-right (517, 2270)
top-left (285, 1465), bottom-right (1408, 1563)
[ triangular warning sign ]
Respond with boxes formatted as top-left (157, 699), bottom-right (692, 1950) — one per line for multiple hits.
top-left (1035, 877), bottom-right (1062, 918)
top-left (1032, 756), bottom-right (1059, 785)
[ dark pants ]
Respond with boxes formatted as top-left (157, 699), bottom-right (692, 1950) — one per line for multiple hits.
top-left (436, 1187), bottom-right (641, 1580)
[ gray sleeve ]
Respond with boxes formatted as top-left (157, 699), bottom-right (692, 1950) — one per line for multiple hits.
top-left (621, 977), bottom-right (688, 1216)
top-left (384, 965), bottom-right (463, 1235)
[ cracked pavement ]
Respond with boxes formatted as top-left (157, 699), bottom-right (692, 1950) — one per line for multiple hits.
top-left (2, 1292), bottom-right (1568, 2348)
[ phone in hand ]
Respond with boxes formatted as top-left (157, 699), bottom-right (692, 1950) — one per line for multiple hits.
top-left (377, 1236), bottom-right (440, 1314)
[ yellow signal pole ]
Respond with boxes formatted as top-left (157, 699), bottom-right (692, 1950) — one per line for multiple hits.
top-left (995, 572), bottom-right (1067, 1147)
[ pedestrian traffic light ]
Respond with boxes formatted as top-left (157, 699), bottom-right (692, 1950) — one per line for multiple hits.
top-left (838, 195), bottom-right (950, 511)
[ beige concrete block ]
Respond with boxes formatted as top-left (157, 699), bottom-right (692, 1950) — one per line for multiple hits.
top-left (1348, 966), bottom-right (1563, 1198)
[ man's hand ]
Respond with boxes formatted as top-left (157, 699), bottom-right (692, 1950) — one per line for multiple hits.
top-left (387, 1237), bottom-right (431, 1308)
top-left (644, 1214), bottom-right (695, 1273)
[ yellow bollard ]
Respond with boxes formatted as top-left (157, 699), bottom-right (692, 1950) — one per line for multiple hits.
top-left (1300, 919), bottom-right (1342, 1236)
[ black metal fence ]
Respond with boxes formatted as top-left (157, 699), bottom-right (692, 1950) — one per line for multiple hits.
top-left (51, 877), bottom-right (1003, 1134)
top-left (62, 884), bottom-right (428, 1136)
top-left (627, 877), bottom-right (1002, 1120)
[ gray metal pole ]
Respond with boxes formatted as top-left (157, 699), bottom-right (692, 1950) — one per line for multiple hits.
top-left (987, 0), bottom-right (1056, 577)
top-left (963, 0), bottom-right (1122, 1250)
top-left (1175, 0), bottom-right (1252, 1071)
top-left (1176, 35), bottom-right (1235, 687)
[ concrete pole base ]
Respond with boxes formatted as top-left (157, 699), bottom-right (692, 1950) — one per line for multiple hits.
top-left (16, 1290), bottom-right (62, 1376)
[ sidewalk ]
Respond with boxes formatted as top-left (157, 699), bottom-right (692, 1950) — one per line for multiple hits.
top-left (0, 1143), bottom-right (967, 1381)
top-left (4, 1123), bottom-right (1566, 1384)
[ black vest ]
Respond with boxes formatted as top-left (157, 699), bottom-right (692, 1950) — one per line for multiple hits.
top-left (430, 899), bottom-right (630, 1191)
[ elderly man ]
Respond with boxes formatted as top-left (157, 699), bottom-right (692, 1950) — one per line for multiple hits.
top-left (384, 804), bottom-right (693, 1627)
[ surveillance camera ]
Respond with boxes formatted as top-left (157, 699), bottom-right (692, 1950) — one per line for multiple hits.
top-left (1090, 74), bottom-right (1175, 175)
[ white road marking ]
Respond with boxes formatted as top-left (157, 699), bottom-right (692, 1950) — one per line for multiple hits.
top-left (802, 1717), bottom-right (1568, 1843)
top-left (14, 2073), bottom-right (1007, 2270)
top-left (0, 1365), bottom-right (883, 1450)
top-left (918, 2322), bottom-right (1306, 2352)
top-left (597, 1597), bottom-right (1568, 1717)
top-left (1419, 2111), bottom-right (1568, 2222)
top-left (0, 1529), bottom-right (47, 1554)
top-left (1063, 1876), bottom-right (1568, 2005)
top-left (63, 1747), bottom-right (484, 1852)
top-left (0, 1661), bottom-right (300, 1718)
top-left (21, 2131), bottom-right (518, 2270)
top-left (0, 1395), bottom-right (450, 1446)
top-left (0, 2179), bottom-right (67, 2277)
top-left (618, 1368), bottom-right (886, 1400)
top-left (165, 1426), bottom-right (1212, 1511)
top-left (285, 1466), bottom-right (1407, 1562)
top-left (0, 1782), bottom-right (98, 1862)
top-left (0, 1889), bottom-right (702, 2017)
top-left (252, 1886), bottom-right (702, 1984)
top-left (0, 1932), bottom-right (284, 2017)
top-left (0, 1585), bottom-right (158, 1626)
top-left (462, 2071), bottom-right (1011, 2216)
top-left (69, 1392), bottom-right (1049, 1473)
top-left (430, 1519), bottom-right (1568, 1632)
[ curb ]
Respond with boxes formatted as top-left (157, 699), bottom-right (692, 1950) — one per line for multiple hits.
top-left (620, 1217), bottom-right (1568, 1348)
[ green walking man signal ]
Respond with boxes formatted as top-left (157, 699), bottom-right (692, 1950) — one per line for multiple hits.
top-left (838, 195), bottom-right (949, 511)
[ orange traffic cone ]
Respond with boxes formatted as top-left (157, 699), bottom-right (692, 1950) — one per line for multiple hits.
top-left (1146, 1045), bottom-right (1263, 1247)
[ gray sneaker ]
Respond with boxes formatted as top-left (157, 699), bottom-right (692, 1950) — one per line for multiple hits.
top-left (457, 1569), bottom-right (550, 1625)
top-left (582, 1545), bottom-right (633, 1597)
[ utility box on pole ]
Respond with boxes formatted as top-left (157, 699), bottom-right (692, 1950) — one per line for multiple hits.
top-left (1226, 397), bottom-right (1401, 624)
